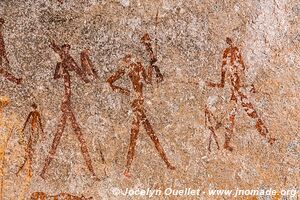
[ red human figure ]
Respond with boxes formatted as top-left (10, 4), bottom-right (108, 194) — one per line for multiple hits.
top-left (16, 103), bottom-right (44, 176)
top-left (207, 37), bottom-right (275, 151)
top-left (204, 105), bottom-right (221, 152)
top-left (40, 40), bottom-right (97, 179)
top-left (0, 18), bottom-right (22, 85)
top-left (107, 54), bottom-right (175, 177)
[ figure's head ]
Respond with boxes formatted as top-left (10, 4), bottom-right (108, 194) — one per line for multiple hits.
top-left (226, 37), bottom-right (233, 45)
top-left (141, 33), bottom-right (151, 44)
top-left (62, 44), bottom-right (71, 54)
top-left (0, 96), bottom-right (10, 110)
top-left (31, 103), bottom-right (37, 109)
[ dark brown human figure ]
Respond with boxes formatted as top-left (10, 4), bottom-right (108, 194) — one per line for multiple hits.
top-left (107, 54), bottom-right (175, 177)
top-left (30, 192), bottom-right (93, 200)
top-left (204, 105), bottom-right (221, 152)
top-left (40, 40), bottom-right (97, 179)
top-left (16, 103), bottom-right (44, 176)
top-left (0, 18), bottom-right (22, 84)
top-left (206, 37), bottom-right (275, 151)
top-left (80, 49), bottom-right (99, 79)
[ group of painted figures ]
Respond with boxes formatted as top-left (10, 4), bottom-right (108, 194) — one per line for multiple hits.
top-left (0, 14), bottom-right (276, 198)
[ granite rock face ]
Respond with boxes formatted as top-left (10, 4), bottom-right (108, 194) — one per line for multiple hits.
top-left (0, 0), bottom-right (299, 199)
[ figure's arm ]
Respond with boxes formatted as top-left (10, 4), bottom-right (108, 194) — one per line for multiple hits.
top-left (236, 48), bottom-right (246, 71)
top-left (140, 63), bottom-right (163, 84)
top-left (207, 49), bottom-right (228, 88)
top-left (22, 112), bottom-right (32, 133)
top-left (107, 68), bottom-right (130, 96)
top-left (54, 63), bottom-right (62, 79)
top-left (80, 51), bottom-right (99, 79)
top-left (70, 58), bottom-right (90, 83)
top-left (37, 112), bottom-right (44, 136)
top-left (152, 65), bottom-right (163, 83)
top-left (50, 40), bottom-right (62, 55)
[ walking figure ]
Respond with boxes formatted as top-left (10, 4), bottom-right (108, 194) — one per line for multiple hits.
top-left (107, 53), bottom-right (175, 177)
top-left (205, 105), bottom-right (222, 152)
top-left (40, 40), bottom-right (97, 179)
top-left (0, 18), bottom-right (22, 85)
top-left (206, 37), bottom-right (275, 151)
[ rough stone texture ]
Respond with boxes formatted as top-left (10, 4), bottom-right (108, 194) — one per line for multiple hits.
top-left (0, 0), bottom-right (299, 199)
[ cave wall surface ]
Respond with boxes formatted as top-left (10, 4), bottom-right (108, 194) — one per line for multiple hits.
top-left (0, 0), bottom-right (299, 199)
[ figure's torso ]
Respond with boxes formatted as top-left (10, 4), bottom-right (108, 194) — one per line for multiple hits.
top-left (224, 47), bottom-right (244, 90)
top-left (127, 63), bottom-right (144, 101)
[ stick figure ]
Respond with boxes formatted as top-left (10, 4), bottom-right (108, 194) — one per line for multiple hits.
top-left (206, 37), bottom-right (275, 151)
top-left (40, 40), bottom-right (97, 179)
top-left (16, 103), bottom-right (44, 176)
top-left (0, 18), bottom-right (22, 85)
top-left (107, 54), bottom-right (175, 177)
top-left (205, 105), bottom-right (222, 152)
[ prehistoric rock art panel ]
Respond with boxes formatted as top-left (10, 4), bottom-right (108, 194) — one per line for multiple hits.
top-left (40, 40), bottom-right (97, 179)
top-left (206, 37), bottom-right (276, 151)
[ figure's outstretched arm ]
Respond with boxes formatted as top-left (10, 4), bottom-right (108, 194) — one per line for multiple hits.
top-left (50, 40), bottom-right (62, 55)
top-left (107, 68), bottom-right (130, 96)
top-left (207, 49), bottom-right (228, 88)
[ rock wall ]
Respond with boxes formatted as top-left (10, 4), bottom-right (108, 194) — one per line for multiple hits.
top-left (0, 0), bottom-right (299, 199)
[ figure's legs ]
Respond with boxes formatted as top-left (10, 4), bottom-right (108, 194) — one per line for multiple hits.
top-left (141, 111), bottom-right (175, 170)
top-left (40, 113), bottom-right (67, 178)
top-left (68, 111), bottom-right (97, 177)
top-left (124, 113), bottom-right (140, 177)
top-left (239, 93), bottom-right (275, 144)
top-left (17, 136), bottom-right (34, 200)
top-left (208, 126), bottom-right (220, 152)
top-left (224, 106), bottom-right (236, 151)
top-left (205, 107), bottom-right (220, 152)
top-left (16, 133), bottom-right (34, 176)
top-left (0, 68), bottom-right (21, 84)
